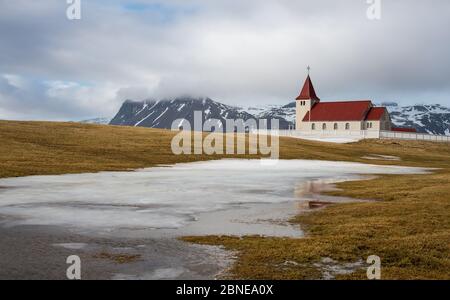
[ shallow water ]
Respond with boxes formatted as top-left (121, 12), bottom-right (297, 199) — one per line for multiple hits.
top-left (0, 159), bottom-right (427, 237)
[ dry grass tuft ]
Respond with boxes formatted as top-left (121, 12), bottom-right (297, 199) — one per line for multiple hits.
top-left (93, 252), bottom-right (141, 264)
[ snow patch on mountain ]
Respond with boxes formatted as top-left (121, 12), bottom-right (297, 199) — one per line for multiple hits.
top-left (380, 102), bottom-right (450, 135)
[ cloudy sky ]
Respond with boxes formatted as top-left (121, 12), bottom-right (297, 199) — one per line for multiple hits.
top-left (1, 0), bottom-right (450, 121)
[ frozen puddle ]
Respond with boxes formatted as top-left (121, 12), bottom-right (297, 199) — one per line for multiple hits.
top-left (53, 243), bottom-right (88, 250)
top-left (0, 159), bottom-right (427, 238)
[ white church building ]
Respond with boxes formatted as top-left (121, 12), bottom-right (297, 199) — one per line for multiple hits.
top-left (288, 73), bottom-right (416, 140)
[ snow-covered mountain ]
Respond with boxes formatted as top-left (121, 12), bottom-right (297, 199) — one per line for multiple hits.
top-left (238, 102), bottom-right (296, 129)
top-left (109, 97), bottom-right (267, 131)
top-left (109, 97), bottom-right (450, 135)
top-left (380, 102), bottom-right (450, 135)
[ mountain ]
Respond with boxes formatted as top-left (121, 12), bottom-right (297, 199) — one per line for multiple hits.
top-left (109, 97), bottom-right (450, 135)
top-left (381, 103), bottom-right (450, 135)
top-left (238, 102), bottom-right (296, 130)
top-left (79, 117), bottom-right (111, 125)
top-left (109, 97), bottom-right (266, 131)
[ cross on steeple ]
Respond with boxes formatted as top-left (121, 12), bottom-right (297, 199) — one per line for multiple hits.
top-left (307, 65), bottom-right (311, 75)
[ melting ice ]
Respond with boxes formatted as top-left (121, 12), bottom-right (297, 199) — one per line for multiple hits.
top-left (0, 159), bottom-right (427, 234)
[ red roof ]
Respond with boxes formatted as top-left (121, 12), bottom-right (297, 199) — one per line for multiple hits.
top-left (392, 127), bottom-right (417, 133)
top-left (296, 75), bottom-right (320, 101)
top-left (303, 101), bottom-right (373, 122)
top-left (365, 107), bottom-right (387, 121)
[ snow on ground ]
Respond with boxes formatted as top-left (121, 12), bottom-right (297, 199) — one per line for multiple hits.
top-left (79, 117), bottom-right (111, 125)
top-left (294, 136), bottom-right (363, 144)
top-left (0, 160), bottom-right (427, 235)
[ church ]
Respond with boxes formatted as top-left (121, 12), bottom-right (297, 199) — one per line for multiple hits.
top-left (295, 74), bottom-right (394, 135)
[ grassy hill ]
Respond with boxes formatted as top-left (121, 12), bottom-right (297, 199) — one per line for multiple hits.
top-left (0, 120), bottom-right (449, 279)
top-left (1, 120), bottom-right (447, 178)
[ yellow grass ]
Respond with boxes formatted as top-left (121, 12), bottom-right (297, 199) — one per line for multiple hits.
top-left (1, 120), bottom-right (449, 279)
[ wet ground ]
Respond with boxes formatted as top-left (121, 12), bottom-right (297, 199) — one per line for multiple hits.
top-left (0, 159), bottom-right (427, 279)
top-left (0, 221), bottom-right (233, 280)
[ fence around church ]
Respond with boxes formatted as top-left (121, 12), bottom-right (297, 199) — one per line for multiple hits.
top-left (380, 131), bottom-right (450, 143)
top-left (255, 129), bottom-right (450, 143)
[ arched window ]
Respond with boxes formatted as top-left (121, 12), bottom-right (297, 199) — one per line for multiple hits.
top-left (312, 123), bottom-right (316, 130)
top-left (334, 123), bottom-right (338, 130)
top-left (322, 123), bottom-right (327, 130)
top-left (345, 123), bottom-right (350, 130)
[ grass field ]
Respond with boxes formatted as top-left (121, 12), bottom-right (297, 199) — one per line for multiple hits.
top-left (1, 120), bottom-right (449, 279)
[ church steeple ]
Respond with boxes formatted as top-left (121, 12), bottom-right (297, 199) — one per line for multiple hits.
top-left (296, 72), bottom-right (320, 102)
top-left (295, 68), bottom-right (320, 130)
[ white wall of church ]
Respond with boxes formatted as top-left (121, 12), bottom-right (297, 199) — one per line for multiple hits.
top-left (298, 121), bottom-right (364, 132)
top-left (363, 112), bottom-right (392, 131)
top-left (296, 99), bottom-right (317, 129)
top-left (380, 111), bottom-right (392, 131)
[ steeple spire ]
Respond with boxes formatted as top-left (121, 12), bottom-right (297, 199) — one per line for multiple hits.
top-left (296, 69), bottom-right (320, 101)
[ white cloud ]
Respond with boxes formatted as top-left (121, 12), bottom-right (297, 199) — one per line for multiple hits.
top-left (0, 0), bottom-right (450, 120)
top-left (2, 74), bottom-right (28, 89)
top-left (0, 74), bottom-right (122, 120)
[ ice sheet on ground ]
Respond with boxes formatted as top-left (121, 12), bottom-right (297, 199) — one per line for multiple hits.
top-left (53, 243), bottom-right (88, 250)
top-left (0, 159), bottom-right (427, 235)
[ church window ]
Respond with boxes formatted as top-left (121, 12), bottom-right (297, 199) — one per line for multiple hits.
top-left (322, 123), bottom-right (327, 130)
top-left (334, 123), bottom-right (338, 130)
top-left (345, 123), bottom-right (350, 130)
top-left (312, 123), bottom-right (316, 130)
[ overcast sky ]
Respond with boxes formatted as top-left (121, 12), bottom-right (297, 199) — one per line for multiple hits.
top-left (1, 0), bottom-right (450, 121)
